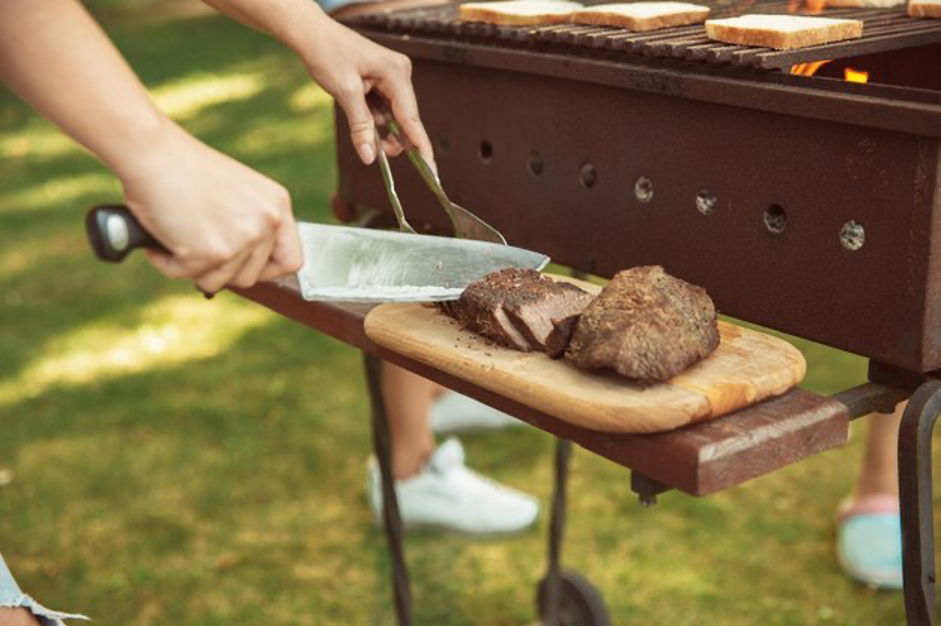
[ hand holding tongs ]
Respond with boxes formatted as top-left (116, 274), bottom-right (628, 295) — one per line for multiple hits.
top-left (373, 107), bottom-right (507, 245)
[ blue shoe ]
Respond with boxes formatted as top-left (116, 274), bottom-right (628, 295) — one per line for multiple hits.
top-left (836, 495), bottom-right (903, 590)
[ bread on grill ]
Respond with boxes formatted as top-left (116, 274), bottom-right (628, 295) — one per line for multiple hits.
top-left (572, 2), bottom-right (710, 31)
top-left (705, 14), bottom-right (863, 50)
top-left (910, 0), bottom-right (941, 17)
top-left (459, 0), bottom-right (582, 25)
top-left (826, 0), bottom-right (904, 8)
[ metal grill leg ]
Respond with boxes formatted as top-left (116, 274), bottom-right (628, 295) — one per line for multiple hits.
top-left (545, 437), bottom-right (573, 625)
top-left (363, 354), bottom-right (413, 625)
top-left (898, 380), bottom-right (941, 626)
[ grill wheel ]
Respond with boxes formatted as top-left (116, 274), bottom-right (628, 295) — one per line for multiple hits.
top-left (536, 569), bottom-right (611, 626)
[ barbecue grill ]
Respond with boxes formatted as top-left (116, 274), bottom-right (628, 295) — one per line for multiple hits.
top-left (238, 1), bottom-right (941, 623)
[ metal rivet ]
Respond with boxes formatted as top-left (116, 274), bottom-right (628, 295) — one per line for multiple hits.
top-left (478, 141), bottom-right (493, 164)
top-left (696, 189), bottom-right (717, 216)
top-left (579, 163), bottom-right (597, 189)
top-left (106, 214), bottom-right (130, 251)
top-left (528, 151), bottom-right (544, 176)
top-left (635, 176), bottom-right (653, 204)
top-left (764, 204), bottom-right (787, 234)
top-left (841, 220), bottom-right (865, 251)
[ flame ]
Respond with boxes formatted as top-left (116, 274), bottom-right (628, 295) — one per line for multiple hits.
top-left (791, 63), bottom-right (873, 84)
top-left (790, 60), bottom-right (831, 76)
top-left (788, 0), bottom-right (827, 14)
top-left (844, 67), bottom-right (870, 83)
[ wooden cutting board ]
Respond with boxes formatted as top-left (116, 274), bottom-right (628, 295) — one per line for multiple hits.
top-left (363, 276), bottom-right (806, 433)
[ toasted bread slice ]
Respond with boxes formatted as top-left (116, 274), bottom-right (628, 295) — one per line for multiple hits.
top-left (572, 2), bottom-right (709, 31)
top-left (910, 0), bottom-right (941, 17)
top-left (705, 14), bottom-right (863, 50)
top-left (826, 0), bottom-right (904, 7)
top-left (459, 0), bottom-right (581, 25)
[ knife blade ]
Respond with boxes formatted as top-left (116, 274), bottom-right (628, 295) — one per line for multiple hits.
top-left (84, 205), bottom-right (550, 302)
top-left (294, 222), bottom-right (548, 302)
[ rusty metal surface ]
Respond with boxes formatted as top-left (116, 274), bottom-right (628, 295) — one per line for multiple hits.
top-left (349, 1), bottom-right (941, 70)
top-left (833, 382), bottom-right (910, 420)
top-left (335, 57), bottom-right (941, 372)
top-left (234, 282), bottom-right (849, 495)
top-left (897, 380), bottom-right (941, 625)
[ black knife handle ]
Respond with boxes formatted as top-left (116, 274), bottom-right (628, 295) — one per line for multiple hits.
top-left (85, 204), bottom-right (167, 262)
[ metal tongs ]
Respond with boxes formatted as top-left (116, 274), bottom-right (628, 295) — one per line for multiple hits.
top-left (374, 115), bottom-right (507, 245)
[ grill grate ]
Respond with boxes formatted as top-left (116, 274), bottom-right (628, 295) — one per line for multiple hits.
top-left (350, 1), bottom-right (941, 70)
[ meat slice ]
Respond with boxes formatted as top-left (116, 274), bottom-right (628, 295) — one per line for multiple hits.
top-left (545, 314), bottom-right (580, 359)
top-left (442, 268), bottom-right (592, 352)
top-left (566, 266), bottom-right (720, 382)
top-left (503, 282), bottom-right (594, 351)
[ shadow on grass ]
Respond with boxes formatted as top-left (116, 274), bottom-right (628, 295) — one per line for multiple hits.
top-left (0, 305), bottom-right (554, 624)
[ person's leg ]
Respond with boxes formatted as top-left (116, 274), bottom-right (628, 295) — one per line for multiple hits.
top-left (0, 608), bottom-right (39, 627)
top-left (369, 361), bottom-right (539, 535)
top-left (836, 401), bottom-right (905, 589)
top-left (852, 403), bottom-right (903, 501)
top-left (381, 362), bottom-right (436, 480)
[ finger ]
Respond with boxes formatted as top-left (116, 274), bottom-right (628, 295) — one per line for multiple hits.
top-left (144, 249), bottom-right (191, 280)
top-left (335, 78), bottom-right (378, 165)
top-left (260, 215), bottom-right (304, 281)
top-left (194, 247), bottom-right (253, 294)
top-left (380, 135), bottom-right (404, 157)
top-left (378, 65), bottom-right (436, 174)
top-left (229, 235), bottom-right (275, 289)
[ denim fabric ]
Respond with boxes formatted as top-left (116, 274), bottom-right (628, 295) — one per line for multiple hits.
top-left (318, 0), bottom-right (373, 14)
top-left (0, 554), bottom-right (89, 626)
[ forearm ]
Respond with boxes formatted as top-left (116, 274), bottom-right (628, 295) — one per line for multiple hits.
top-left (0, 0), bottom-right (169, 180)
top-left (200, 0), bottom-right (331, 61)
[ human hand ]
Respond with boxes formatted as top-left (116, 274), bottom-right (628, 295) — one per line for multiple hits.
top-left (116, 121), bottom-right (303, 293)
top-left (300, 18), bottom-right (436, 171)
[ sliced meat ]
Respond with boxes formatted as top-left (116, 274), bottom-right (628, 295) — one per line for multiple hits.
top-left (565, 266), bottom-right (719, 382)
top-left (545, 314), bottom-right (580, 359)
top-left (504, 282), bottom-right (593, 351)
top-left (441, 268), bottom-right (592, 352)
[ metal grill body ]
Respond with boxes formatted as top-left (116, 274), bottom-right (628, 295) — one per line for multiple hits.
top-left (336, 6), bottom-right (941, 373)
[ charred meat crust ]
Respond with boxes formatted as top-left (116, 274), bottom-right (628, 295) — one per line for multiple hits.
top-left (565, 265), bottom-right (720, 382)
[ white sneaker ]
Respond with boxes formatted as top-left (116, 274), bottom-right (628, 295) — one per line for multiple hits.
top-left (367, 438), bottom-right (540, 535)
top-left (430, 392), bottom-right (523, 434)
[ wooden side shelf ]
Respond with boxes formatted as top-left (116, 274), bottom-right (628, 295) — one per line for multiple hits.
top-left (235, 281), bottom-right (849, 496)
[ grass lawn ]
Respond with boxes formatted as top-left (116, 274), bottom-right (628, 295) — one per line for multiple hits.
top-left (0, 2), bottom-right (930, 624)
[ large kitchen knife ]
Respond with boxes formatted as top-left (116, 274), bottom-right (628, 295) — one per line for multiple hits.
top-left (85, 205), bottom-right (549, 302)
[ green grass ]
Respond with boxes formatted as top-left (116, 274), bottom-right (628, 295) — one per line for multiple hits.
top-left (0, 3), bottom-right (925, 624)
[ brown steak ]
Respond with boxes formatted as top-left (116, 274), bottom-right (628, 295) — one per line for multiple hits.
top-left (504, 282), bottom-right (594, 351)
top-left (545, 314), bottom-right (581, 359)
top-left (566, 266), bottom-right (720, 382)
top-left (443, 268), bottom-right (592, 352)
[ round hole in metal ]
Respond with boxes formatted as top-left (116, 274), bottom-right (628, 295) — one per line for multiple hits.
top-left (696, 189), bottom-right (717, 216)
top-left (580, 163), bottom-right (597, 188)
top-left (841, 220), bottom-right (865, 251)
top-left (479, 141), bottom-right (493, 164)
top-left (528, 151), bottom-right (545, 176)
top-left (764, 204), bottom-right (787, 234)
top-left (635, 176), bottom-right (653, 204)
